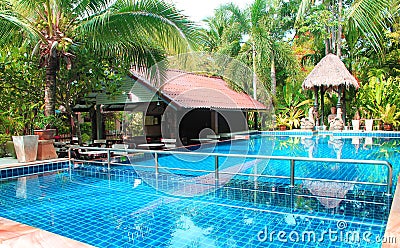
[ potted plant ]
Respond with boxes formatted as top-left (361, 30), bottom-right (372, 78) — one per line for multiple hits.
top-left (352, 111), bottom-right (361, 131)
top-left (276, 113), bottom-right (290, 130)
top-left (33, 112), bottom-right (58, 140)
top-left (6, 105), bottom-right (39, 163)
top-left (360, 107), bottom-right (374, 131)
top-left (378, 104), bottom-right (400, 131)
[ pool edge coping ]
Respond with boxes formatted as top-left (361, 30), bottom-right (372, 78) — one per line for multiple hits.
top-left (0, 158), bottom-right (68, 169)
top-left (383, 176), bottom-right (400, 247)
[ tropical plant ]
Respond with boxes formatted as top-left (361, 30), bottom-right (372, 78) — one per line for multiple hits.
top-left (295, 0), bottom-right (399, 55)
top-left (357, 71), bottom-right (400, 119)
top-left (202, 0), bottom-right (299, 99)
top-left (285, 107), bottom-right (305, 129)
top-left (0, 0), bottom-right (199, 116)
top-left (2, 103), bottom-right (40, 136)
top-left (275, 113), bottom-right (290, 129)
top-left (33, 111), bottom-right (67, 131)
top-left (377, 104), bottom-right (400, 126)
top-left (276, 83), bottom-right (312, 129)
top-left (0, 47), bottom-right (44, 113)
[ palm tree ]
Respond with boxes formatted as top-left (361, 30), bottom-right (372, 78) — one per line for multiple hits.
top-left (0, 0), bottom-right (198, 116)
top-left (296, 0), bottom-right (400, 55)
top-left (204, 0), bottom-right (297, 99)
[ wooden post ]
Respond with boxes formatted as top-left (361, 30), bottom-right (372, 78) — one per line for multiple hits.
top-left (342, 88), bottom-right (346, 124)
top-left (211, 110), bottom-right (219, 134)
top-left (96, 104), bottom-right (104, 139)
top-left (336, 86), bottom-right (342, 111)
top-left (320, 86), bottom-right (325, 127)
top-left (313, 86), bottom-right (319, 126)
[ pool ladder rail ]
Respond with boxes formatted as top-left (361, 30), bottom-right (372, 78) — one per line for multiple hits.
top-left (68, 146), bottom-right (394, 196)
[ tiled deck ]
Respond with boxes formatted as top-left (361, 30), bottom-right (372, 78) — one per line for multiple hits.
top-left (0, 217), bottom-right (92, 248)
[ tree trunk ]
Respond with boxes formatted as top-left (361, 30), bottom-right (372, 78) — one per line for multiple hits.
top-left (252, 41), bottom-right (257, 100)
top-left (270, 52), bottom-right (276, 96)
top-left (337, 0), bottom-right (343, 57)
top-left (44, 55), bottom-right (58, 116)
top-left (325, 26), bottom-right (331, 55)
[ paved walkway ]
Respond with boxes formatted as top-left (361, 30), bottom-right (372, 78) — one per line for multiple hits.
top-left (0, 157), bottom-right (18, 167)
top-left (0, 217), bottom-right (93, 248)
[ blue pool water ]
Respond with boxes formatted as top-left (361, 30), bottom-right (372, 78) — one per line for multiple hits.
top-left (131, 134), bottom-right (399, 193)
top-left (1, 133), bottom-right (399, 247)
top-left (0, 172), bottom-right (389, 247)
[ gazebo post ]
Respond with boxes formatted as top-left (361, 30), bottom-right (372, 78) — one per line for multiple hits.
top-left (342, 89), bottom-right (346, 124)
top-left (313, 86), bottom-right (319, 126)
top-left (320, 86), bottom-right (325, 127)
top-left (336, 85), bottom-right (342, 114)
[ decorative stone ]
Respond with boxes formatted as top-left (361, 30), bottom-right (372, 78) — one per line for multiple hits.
top-left (329, 117), bottom-right (344, 131)
top-left (12, 135), bottom-right (39, 163)
top-left (37, 140), bottom-right (58, 160)
top-left (329, 108), bottom-right (344, 131)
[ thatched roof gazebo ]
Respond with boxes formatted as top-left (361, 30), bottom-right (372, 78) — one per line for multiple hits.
top-left (302, 53), bottom-right (359, 126)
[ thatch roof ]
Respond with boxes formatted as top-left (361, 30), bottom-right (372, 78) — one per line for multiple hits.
top-left (302, 53), bottom-right (359, 90)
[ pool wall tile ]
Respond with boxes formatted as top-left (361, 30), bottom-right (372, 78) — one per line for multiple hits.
top-left (261, 130), bottom-right (400, 138)
top-left (0, 161), bottom-right (69, 180)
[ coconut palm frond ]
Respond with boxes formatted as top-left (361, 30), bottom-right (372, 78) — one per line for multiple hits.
top-left (0, 10), bottom-right (42, 47)
top-left (78, 0), bottom-right (199, 56)
top-left (295, 0), bottom-right (313, 25)
top-left (346, 0), bottom-right (394, 53)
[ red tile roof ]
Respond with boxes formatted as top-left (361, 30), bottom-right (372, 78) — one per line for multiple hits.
top-left (160, 70), bottom-right (266, 110)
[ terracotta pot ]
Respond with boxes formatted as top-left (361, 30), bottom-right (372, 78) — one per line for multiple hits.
top-left (279, 125), bottom-right (287, 131)
top-left (34, 129), bottom-right (56, 140)
top-left (383, 123), bottom-right (393, 131)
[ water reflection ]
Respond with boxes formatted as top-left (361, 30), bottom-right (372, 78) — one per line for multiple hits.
top-left (351, 137), bottom-right (360, 152)
top-left (301, 137), bottom-right (315, 158)
top-left (327, 137), bottom-right (343, 159)
top-left (303, 181), bottom-right (355, 209)
top-left (16, 175), bottom-right (42, 199)
top-left (169, 215), bottom-right (216, 247)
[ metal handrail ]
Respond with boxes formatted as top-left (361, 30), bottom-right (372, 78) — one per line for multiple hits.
top-left (68, 146), bottom-right (393, 195)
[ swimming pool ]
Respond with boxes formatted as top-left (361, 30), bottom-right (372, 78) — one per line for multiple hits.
top-left (0, 132), bottom-right (398, 247)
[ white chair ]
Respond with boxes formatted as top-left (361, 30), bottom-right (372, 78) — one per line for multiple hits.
top-left (161, 138), bottom-right (176, 149)
top-left (206, 134), bottom-right (220, 139)
top-left (112, 143), bottom-right (129, 155)
top-left (94, 139), bottom-right (107, 148)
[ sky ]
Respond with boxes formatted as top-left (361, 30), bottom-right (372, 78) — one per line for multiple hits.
top-left (169, 0), bottom-right (254, 25)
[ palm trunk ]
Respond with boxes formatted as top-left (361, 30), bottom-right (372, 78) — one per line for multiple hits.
top-left (325, 26), bottom-right (331, 55)
top-left (270, 53), bottom-right (276, 96)
top-left (337, 0), bottom-right (343, 57)
top-left (44, 55), bottom-right (58, 116)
